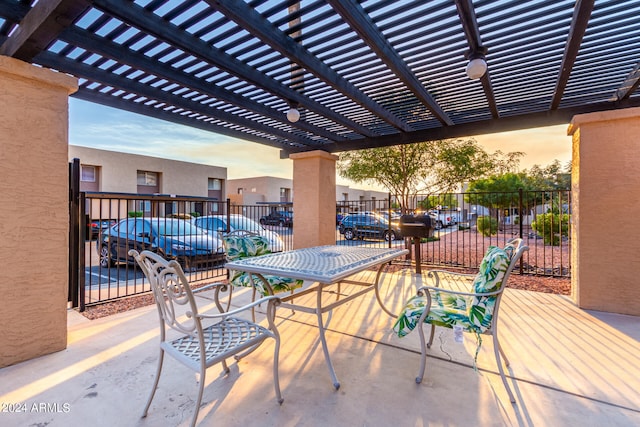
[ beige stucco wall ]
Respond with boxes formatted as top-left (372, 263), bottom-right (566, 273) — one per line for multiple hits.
top-left (69, 145), bottom-right (227, 196)
top-left (0, 56), bottom-right (78, 367)
top-left (568, 107), bottom-right (640, 316)
top-left (336, 184), bottom-right (388, 203)
top-left (227, 176), bottom-right (294, 203)
top-left (291, 151), bottom-right (338, 248)
top-left (228, 177), bottom-right (384, 204)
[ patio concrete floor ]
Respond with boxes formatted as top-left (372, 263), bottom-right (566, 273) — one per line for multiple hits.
top-left (1, 268), bottom-right (639, 427)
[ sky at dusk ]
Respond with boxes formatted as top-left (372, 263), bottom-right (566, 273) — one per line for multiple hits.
top-left (69, 99), bottom-right (572, 190)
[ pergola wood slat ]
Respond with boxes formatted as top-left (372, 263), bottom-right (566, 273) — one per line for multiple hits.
top-left (0, 0), bottom-right (638, 156)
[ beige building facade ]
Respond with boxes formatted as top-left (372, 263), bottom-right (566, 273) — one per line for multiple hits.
top-left (69, 145), bottom-right (227, 198)
top-left (227, 176), bottom-right (388, 206)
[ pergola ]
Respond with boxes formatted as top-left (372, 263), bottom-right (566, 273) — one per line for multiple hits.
top-left (1, 0), bottom-right (640, 156)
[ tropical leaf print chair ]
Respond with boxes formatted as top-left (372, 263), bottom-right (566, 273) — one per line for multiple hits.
top-left (129, 249), bottom-right (283, 427)
top-left (222, 230), bottom-right (303, 308)
top-left (393, 238), bottom-right (528, 403)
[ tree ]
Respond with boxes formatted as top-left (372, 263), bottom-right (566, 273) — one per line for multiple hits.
top-left (417, 194), bottom-right (458, 211)
top-left (337, 138), bottom-right (520, 212)
top-left (337, 144), bottom-right (428, 213)
top-left (523, 159), bottom-right (571, 190)
top-left (464, 173), bottom-right (534, 220)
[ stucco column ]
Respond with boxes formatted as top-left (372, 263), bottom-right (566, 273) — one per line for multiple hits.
top-left (567, 107), bottom-right (640, 316)
top-left (290, 150), bottom-right (338, 248)
top-left (0, 56), bottom-right (78, 367)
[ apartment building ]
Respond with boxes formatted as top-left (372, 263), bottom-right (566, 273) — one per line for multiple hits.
top-left (69, 145), bottom-right (228, 218)
top-left (69, 145), bottom-right (227, 198)
top-left (228, 176), bottom-right (388, 209)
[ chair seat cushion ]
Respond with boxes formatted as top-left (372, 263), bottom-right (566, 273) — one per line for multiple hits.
top-left (393, 246), bottom-right (511, 338)
top-left (230, 270), bottom-right (303, 296)
top-left (224, 233), bottom-right (303, 295)
top-left (224, 234), bottom-right (271, 259)
top-left (394, 291), bottom-right (477, 337)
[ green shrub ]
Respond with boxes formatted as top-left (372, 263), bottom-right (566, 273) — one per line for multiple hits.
top-left (477, 215), bottom-right (498, 237)
top-left (190, 212), bottom-right (201, 218)
top-left (128, 211), bottom-right (143, 218)
top-left (531, 213), bottom-right (570, 245)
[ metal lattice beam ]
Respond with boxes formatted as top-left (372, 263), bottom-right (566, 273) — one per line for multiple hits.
top-left (209, 0), bottom-right (414, 133)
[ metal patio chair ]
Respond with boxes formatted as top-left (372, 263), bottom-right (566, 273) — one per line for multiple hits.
top-left (221, 230), bottom-right (303, 319)
top-left (129, 249), bottom-right (283, 427)
top-left (393, 238), bottom-right (528, 403)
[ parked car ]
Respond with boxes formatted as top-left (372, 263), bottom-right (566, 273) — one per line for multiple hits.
top-left (97, 217), bottom-right (224, 270)
top-left (192, 214), bottom-right (284, 252)
top-left (88, 219), bottom-right (116, 239)
top-left (259, 210), bottom-right (293, 227)
top-left (338, 213), bottom-right (402, 241)
top-left (428, 208), bottom-right (461, 229)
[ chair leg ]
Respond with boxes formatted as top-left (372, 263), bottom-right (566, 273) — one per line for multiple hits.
top-left (142, 348), bottom-right (165, 418)
top-left (272, 335), bottom-right (284, 405)
top-left (415, 321), bottom-right (428, 384)
top-left (251, 287), bottom-right (257, 323)
top-left (190, 369), bottom-right (206, 427)
top-left (492, 333), bottom-right (515, 403)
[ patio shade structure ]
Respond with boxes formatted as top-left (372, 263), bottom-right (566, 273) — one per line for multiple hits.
top-left (1, 0), bottom-right (640, 156)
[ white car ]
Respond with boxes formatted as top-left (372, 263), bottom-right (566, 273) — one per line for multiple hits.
top-left (192, 214), bottom-right (284, 252)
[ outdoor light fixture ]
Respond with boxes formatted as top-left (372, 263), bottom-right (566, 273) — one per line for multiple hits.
top-left (286, 105), bottom-right (300, 123)
top-left (465, 47), bottom-right (488, 80)
top-left (466, 57), bottom-right (487, 79)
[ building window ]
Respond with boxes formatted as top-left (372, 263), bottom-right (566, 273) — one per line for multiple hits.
top-left (208, 178), bottom-right (221, 190)
top-left (280, 187), bottom-right (291, 203)
top-left (342, 193), bottom-right (348, 201)
top-left (81, 165), bottom-right (96, 182)
top-left (137, 171), bottom-right (158, 186)
top-left (238, 188), bottom-right (244, 195)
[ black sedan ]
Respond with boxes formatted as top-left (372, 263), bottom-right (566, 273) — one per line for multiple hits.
top-left (96, 217), bottom-right (224, 270)
top-left (338, 213), bottom-right (403, 241)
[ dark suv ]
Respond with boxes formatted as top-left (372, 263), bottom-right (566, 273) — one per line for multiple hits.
top-left (259, 210), bottom-right (293, 227)
top-left (338, 213), bottom-right (402, 241)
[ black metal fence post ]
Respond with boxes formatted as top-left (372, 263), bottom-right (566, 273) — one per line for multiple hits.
top-left (68, 159), bottom-right (80, 309)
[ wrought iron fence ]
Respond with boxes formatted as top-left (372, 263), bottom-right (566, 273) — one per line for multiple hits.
top-left (72, 190), bottom-right (571, 310)
top-left (75, 193), bottom-right (294, 310)
top-left (388, 189), bottom-right (572, 276)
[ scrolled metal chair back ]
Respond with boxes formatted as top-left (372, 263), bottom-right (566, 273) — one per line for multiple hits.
top-left (130, 250), bottom-right (199, 336)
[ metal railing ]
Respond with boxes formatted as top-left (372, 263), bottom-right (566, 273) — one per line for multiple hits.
top-left (387, 189), bottom-right (572, 276)
top-left (73, 193), bottom-right (295, 310)
top-left (70, 190), bottom-right (571, 310)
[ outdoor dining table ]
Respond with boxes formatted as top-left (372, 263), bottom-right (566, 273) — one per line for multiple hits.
top-left (224, 244), bottom-right (409, 389)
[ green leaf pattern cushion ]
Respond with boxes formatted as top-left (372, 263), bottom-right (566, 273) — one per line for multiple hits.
top-left (393, 246), bottom-right (510, 337)
top-left (224, 235), bottom-right (303, 296)
top-left (224, 235), bottom-right (271, 261)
